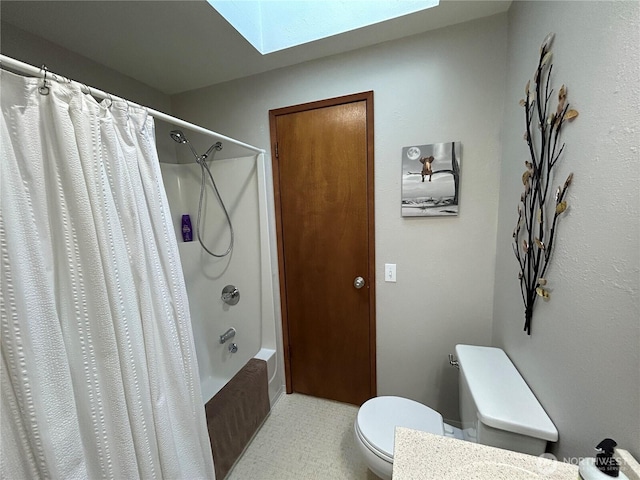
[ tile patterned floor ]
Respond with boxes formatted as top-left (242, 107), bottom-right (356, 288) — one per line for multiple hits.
top-left (226, 393), bottom-right (379, 480)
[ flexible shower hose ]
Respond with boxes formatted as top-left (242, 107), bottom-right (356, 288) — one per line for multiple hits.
top-left (196, 157), bottom-right (234, 257)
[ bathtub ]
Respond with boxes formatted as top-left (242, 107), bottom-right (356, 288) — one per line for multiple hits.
top-left (199, 348), bottom-right (278, 403)
top-left (160, 153), bottom-right (282, 406)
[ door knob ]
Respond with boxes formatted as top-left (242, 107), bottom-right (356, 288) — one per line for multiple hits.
top-left (354, 276), bottom-right (365, 289)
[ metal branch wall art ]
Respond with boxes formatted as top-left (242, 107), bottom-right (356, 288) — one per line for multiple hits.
top-left (513, 33), bottom-right (578, 335)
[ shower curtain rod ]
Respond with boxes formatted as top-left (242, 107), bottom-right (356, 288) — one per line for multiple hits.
top-left (0, 54), bottom-right (266, 154)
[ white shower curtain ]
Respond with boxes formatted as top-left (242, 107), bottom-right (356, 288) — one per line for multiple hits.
top-left (0, 69), bottom-right (215, 479)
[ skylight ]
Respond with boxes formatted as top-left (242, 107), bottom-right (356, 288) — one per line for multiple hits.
top-left (208, 0), bottom-right (440, 55)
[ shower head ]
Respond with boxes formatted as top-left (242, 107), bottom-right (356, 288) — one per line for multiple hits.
top-left (170, 130), bottom-right (188, 144)
top-left (170, 129), bottom-right (200, 159)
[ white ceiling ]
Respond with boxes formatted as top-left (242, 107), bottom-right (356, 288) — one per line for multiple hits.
top-left (1, 0), bottom-right (511, 95)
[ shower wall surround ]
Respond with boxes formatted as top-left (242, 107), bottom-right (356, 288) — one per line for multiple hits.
top-left (160, 156), bottom-right (281, 404)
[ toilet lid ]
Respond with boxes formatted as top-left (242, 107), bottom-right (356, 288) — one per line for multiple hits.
top-left (356, 396), bottom-right (444, 460)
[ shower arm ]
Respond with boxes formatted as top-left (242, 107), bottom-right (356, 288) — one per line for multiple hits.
top-left (186, 141), bottom-right (200, 160)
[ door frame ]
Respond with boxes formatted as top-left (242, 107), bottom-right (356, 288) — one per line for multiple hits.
top-left (269, 91), bottom-right (376, 396)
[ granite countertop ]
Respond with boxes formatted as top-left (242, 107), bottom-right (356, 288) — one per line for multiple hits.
top-left (392, 427), bottom-right (579, 480)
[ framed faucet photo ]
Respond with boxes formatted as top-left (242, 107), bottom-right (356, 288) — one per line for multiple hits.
top-left (401, 141), bottom-right (461, 217)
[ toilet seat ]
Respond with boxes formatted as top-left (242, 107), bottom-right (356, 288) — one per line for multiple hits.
top-left (355, 396), bottom-right (444, 461)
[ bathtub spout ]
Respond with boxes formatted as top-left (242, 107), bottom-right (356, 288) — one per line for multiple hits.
top-left (219, 328), bottom-right (236, 344)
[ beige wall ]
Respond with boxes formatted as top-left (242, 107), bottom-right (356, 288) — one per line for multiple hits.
top-left (172, 13), bottom-right (508, 422)
top-left (493, 1), bottom-right (640, 459)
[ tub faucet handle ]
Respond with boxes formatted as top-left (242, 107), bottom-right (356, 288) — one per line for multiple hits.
top-left (221, 285), bottom-right (240, 305)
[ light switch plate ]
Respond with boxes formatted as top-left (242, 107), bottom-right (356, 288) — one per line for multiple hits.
top-left (385, 263), bottom-right (396, 282)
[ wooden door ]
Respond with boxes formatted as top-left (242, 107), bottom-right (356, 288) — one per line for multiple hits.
top-left (269, 92), bottom-right (375, 406)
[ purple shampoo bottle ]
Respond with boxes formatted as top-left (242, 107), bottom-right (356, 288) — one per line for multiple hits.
top-left (181, 214), bottom-right (193, 242)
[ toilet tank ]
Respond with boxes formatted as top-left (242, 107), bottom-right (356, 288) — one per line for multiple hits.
top-left (455, 344), bottom-right (558, 456)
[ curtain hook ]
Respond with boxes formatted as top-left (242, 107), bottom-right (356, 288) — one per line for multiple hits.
top-left (104, 93), bottom-right (113, 109)
top-left (38, 64), bottom-right (50, 95)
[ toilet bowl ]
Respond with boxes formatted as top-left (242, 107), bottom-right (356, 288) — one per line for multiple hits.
top-left (354, 396), bottom-right (445, 480)
top-left (354, 345), bottom-right (558, 480)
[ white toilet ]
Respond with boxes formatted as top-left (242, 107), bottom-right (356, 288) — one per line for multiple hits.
top-left (354, 344), bottom-right (558, 480)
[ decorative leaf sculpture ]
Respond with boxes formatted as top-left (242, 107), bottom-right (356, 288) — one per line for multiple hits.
top-left (512, 33), bottom-right (578, 335)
